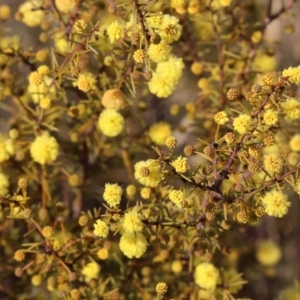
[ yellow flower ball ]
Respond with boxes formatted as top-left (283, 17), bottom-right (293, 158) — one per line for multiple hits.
top-left (171, 260), bottom-right (183, 274)
top-left (55, 0), bottom-right (77, 14)
top-left (170, 156), bottom-right (188, 173)
top-left (233, 114), bottom-right (252, 134)
top-left (98, 109), bottom-right (124, 137)
top-left (263, 153), bottom-right (283, 176)
top-left (281, 98), bottom-right (300, 121)
top-left (103, 183), bottom-right (123, 208)
top-left (140, 187), bottom-right (151, 199)
top-left (148, 122), bottom-right (172, 145)
top-left (282, 65), bottom-right (300, 85)
top-left (159, 14), bottom-right (182, 44)
top-left (107, 20), bottom-right (125, 44)
top-left (122, 208), bottom-right (144, 233)
top-left (220, 0), bottom-right (232, 7)
top-left (119, 232), bottom-right (148, 258)
top-left (93, 219), bottom-right (109, 238)
top-left (0, 133), bottom-right (14, 163)
top-left (81, 261), bottom-right (100, 281)
top-left (147, 42), bottom-right (172, 63)
top-left (263, 109), bottom-right (279, 126)
top-left (261, 190), bottom-right (290, 218)
top-left (256, 240), bottom-right (282, 266)
top-left (0, 172), bottom-right (9, 196)
top-left (148, 72), bottom-right (176, 98)
top-left (18, 0), bottom-right (45, 27)
top-left (101, 89), bottom-right (128, 110)
top-left (30, 132), bottom-right (59, 165)
top-left (97, 248), bottom-right (109, 260)
top-left (74, 72), bottom-right (96, 93)
top-left (194, 262), bottom-right (219, 291)
top-left (289, 134), bottom-right (300, 152)
top-left (214, 111), bottom-right (229, 125)
top-left (134, 159), bottom-right (161, 187)
top-left (0, 5), bottom-right (10, 20)
top-left (169, 189), bottom-right (184, 208)
top-left (31, 274), bottom-right (42, 286)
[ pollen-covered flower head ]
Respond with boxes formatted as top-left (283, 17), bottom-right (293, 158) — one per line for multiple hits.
top-left (256, 240), bottom-right (282, 266)
top-left (263, 153), bottom-right (283, 176)
top-left (55, 0), bottom-right (77, 14)
top-left (93, 219), bottom-right (109, 238)
top-left (233, 114), bottom-right (252, 134)
top-left (147, 42), bottom-right (172, 63)
top-left (155, 56), bottom-right (184, 83)
top-left (101, 89), bottom-right (128, 110)
top-left (159, 14), bottom-right (182, 44)
top-left (214, 111), bottom-right (229, 125)
top-left (282, 65), bottom-right (300, 85)
top-left (289, 134), bottom-right (300, 152)
top-left (98, 109), bottom-right (124, 137)
top-left (81, 261), bottom-right (100, 281)
top-left (103, 183), bottom-right (123, 208)
top-left (148, 72), bottom-right (177, 98)
top-left (169, 189), bottom-right (184, 208)
top-left (170, 156), bottom-right (188, 173)
top-left (18, 0), bottom-right (45, 27)
top-left (281, 98), bottom-right (300, 121)
top-left (263, 109), bottom-right (279, 126)
top-left (122, 208), bottom-right (144, 233)
top-left (73, 72), bottom-right (96, 93)
top-left (106, 20), bottom-right (125, 44)
top-left (0, 133), bottom-right (14, 163)
top-left (119, 232), bottom-right (148, 258)
top-left (148, 121), bottom-right (172, 145)
top-left (0, 172), bottom-right (9, 196)
top-left (194, 262), bottom-right (219, 291)
top-left (261, 190), bottom-right (291, 217)
top-left (134, 159), bottom-right (161, 187)
top-left (30, 131), bottom-right (59, 165)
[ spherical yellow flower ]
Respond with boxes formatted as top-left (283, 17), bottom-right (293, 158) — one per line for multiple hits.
top-left (0, 5), bottom-right (11, 20)
top-left (251, 30), bottom-right (262, 44)
top-left (101, 89), bottom-right (128, 110)
top-left (107, 20), bottom-right (125, 44)
top-left (0, 172), bottom-right (9, 196)
top-left (93, 219), bottom-right (109, 238)
top-left (31, 274), bottom-right (42, 286)
top-left (282, 65), bottom-right (300, 85)
top-left (18, 0), bottom-right (45, 27)
top-left (0, 133), bottom-right (14, 163)
top-left (126, 184), bottom-right (136, 198)
top-left (97, 248), bottom-right (109, 260)
top-left (146, 15), bottom-right (163, 28)
top-left (214, 111), bottom-right (229, 125)
top-left (148, 122), bottom-right (172, 145)
top-left (159, 14), bottom-right (182, 44)
top-left (256, 240), bottom-right (282, 266)
top-left (233, 114), bottom-right (252, 134)
top-left (194, 262), bottom-right (219, 291)
top-left (98, 109), bottom-right (124, 137)
top-left (147, 42), bottom-right (172, 63)
top-left (148, 72), bottom-right (177, 98)
top-left (119, 232), bottom-right (148, 258)
top-left (263, 109), bottom-right (279, 126)
top-left (156, 56), bottom-right (185, 83)
top-left (81, 261), bottom-right (100, 281)
top-left (169, 189), bottom-right (184, 208)
top-left (263, 153), bottom-right (283, 176)
top-left (103, 183), bottom-right (123, 208)
top-left (261, 190), bottom-right (290, 217)
top-left (220, 0), bottom-right (232, 7)
top-left (171, 260), bottom-right (183, 274)
top-left (140, 187), bottom-right (151, 199)
top-left (30, 132), bottom-right (59, 165)
top-left (281, 98), bottom-right (300, 120)
top-left (170, 156), bottom-right (188, 173)
top-left (122, 208), bottom-right (144, 233)
top-left (55, 0), bottom-right (77, 14)
top-left (134, 159), bottom-right (161, 187)
top-left (191, 62), bottom-right (204, 75)
top-left (28, 75), bottom-right (56, 104)
top-left (289, 134), bottom-right (300, 152)
top-left (133, 49), bottom-right (147, 63)
top-left (74, 73), bottom-right (96, 93)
